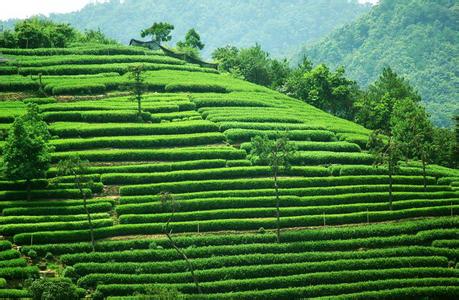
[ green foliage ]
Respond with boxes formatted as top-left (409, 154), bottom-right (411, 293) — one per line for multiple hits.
top-left (283, 62), bottom-right (359, 119)
top-left (355, 67), bottom-right (421, 133)
top-left (303, 0), bottom-right (457, 127)
top-left (29, 277), bottom-right (79, 300)
top-left (141, 22), bottom-right (174, 43)
top-left (128, 64), bottom-right (145, 114)
top-left (177, 28), bottom-right (205, 58)
top-left (2, 104), bottom-right (52, 199)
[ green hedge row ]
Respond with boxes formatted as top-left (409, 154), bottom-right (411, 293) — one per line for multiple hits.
top-left (14, 207), bottom-right (457, 245)
top-left (0, 266), bottom-right (39, 280)
top-left (0, 258), bottom-right (28, 268)
top-left (0, 179), bottom-right (48, 191)
top-left (119, 175), bottom-right (436, 196)
top-left (73, 246), bottom-right (456, 276)
top-left (118, 185), bottom-right (454, 205)
top-left (77, 256), bottom-right (446, 288)
top-left (24, 217), bottom-right (459, 256)
top-left (52, 148), bottom-right (247, 163)
top-left (225, 129), bottom-right (334, 143)
top-left (49, 120), bottom-right (218, 138)
top-left (118, 198), bottom-right (459, 222)
top-left (432, 239), bottom-right (459, 248)
top-left (189, 280), bottom-right (459, 300)
top-left (1, 219), bottom-right (113, 236)
top-left (0, 188), bottom-right (92, 200)
top-left (0, 213), bottom-right (111, 225)
top-left (0, 240), bottom-right (12, 251)
top-left (241, 141), bottom-right (361, 153)
top-left (217, 121), bottom-right (327, 132)
top-left (42, 110), bottom-right (155, 123)
top-left (165, 83), bottom-right (227, 93)
top-left (0, 197), bottom-right (112, 211)
top-left (13, 54), bottom-right (183, 67)
top-left (0, 289), bottom-right (31, 299)
top-left (95, 268), bottom-right (459, 297)
top-left (23, 97), bottom-right (57, 104)
top-left (60, 229), bottom-right (458, 265)
top-left (292, 151), bottom-right (374, 165)
top-left (52, 132), bottom-right (224, 151)
top-left (0, 249), bottom-right (20, 260)
top-left (0, 46), bottom-right (155, 56)
top-left (102, 166), bottom-right (329, 185)
top-left (48, 159), bottom-right (228, 177)
top-left (2, 202), bottom-right (112, 216)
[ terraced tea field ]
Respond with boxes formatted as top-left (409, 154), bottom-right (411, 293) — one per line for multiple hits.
top-left (0, 44), bottom-right (458, 299)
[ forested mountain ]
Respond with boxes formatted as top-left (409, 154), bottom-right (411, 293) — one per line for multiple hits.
top-left (42, 0), bottom-right (371, 58)
top-left (299, 0), bottom-right (458, 127)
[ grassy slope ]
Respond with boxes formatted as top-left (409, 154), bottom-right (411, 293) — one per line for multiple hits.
top-left (0, 44), bottom-right (458, 299)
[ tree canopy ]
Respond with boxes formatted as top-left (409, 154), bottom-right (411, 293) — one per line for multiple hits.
top-left (302, 0), bottom-right (458, 127)
top-left (141, 22), bottom-right (174, 43)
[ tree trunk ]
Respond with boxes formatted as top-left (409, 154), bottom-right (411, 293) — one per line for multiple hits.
top-left (137, 95), bottom-right (142, 115)
top-left (274, 172), bottom-right (281, 243)
top-left (166, 231), bottom-right (202, 294)
top-left (26, 179), bottom-right (31, 201)
top-left (388, 165), bottom-right (393, 211)
top-left (422, 157), bottom-right (427, 192)
top-left (77, 176), bottom-right (95, 252)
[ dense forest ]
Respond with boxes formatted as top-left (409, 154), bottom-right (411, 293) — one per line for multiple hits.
top-left (28, 0), bottom-right (372, 58)
top-left (299, 0), bottom-right (458, 127)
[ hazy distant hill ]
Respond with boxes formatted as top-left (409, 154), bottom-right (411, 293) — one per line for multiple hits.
top-left (299, 0), bottom-right (459, 127)
top-left (45, 0), bottom-right (370, 58)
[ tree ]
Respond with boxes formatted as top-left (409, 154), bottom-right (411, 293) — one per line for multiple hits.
top-left (141, 22), bottom-right (174, 43)
top-left (248, 134), bottom-right (296, 242)
top-left (159, 192), bottom-right (202, 294)
top-left (431, 127), bottom-right (456, 168)
top-left (284, 63), bottom-right (358, 119)
top-left (177, 28), bottom-right (205, 50)
top-left (29, 277), bottom-right (78, 300)
top-left (211, 45), bottom-right (240, 73)
top-left (391, 98), bottom-right (434, 191)
top-left (128, 64), bottom-right (145, 115)
top-left (355, 67), bottom-right (421, 131)
top-left (56, 156), bottom-right (96, 252)
top-left (2, 103), bottom-right (52, 200)
top-left (367, 130), bottom-right (402, 210)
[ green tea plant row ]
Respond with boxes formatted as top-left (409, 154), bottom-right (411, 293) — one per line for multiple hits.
top-left (49, 120), bottom-right (219, 138)
top-left (224, 129), bottom-right (335, 143)
top-left (76, 256), bottom-right (446, 288)
top-left (101, 166), bottom-right (330, 185)
top-left (72, 246), bottom-right (458, 276)
top-left (42, 110), bottom-right (155, 123)
top-left (0, 197), bottom-right (113, 211)
top-left (51, 132), bottom-right (225, 151)
top-left (8, 54), bottom-right (183, 67)
top-left (0, 46), bottom-right (159, 56)
top-left (117, 199), bottom-right (459, 223)
top-left (13, 207), bottom-right (458, 245)
top-left (52, 147), bottom-right (247, 163)
top-left (2, 202), bottom-right (112, 216)
top-left (186, 280), bottom-right (459, 300)
top-left (119, 175), bottom-right (436, 196)
top-left (0, 213), bottom-right (111, 226)
top-left (0, 188), bottom-right (92, 201)
top-left (1, 218), bottom-right (114, 236)
top-left (94, 268), bottom-right (459, 297)
top-left (241, 141), bottom-right (361, 152)
top-left (21, 217), bottom-right (459, 255)
top-left (118, 186), bottom-right (453, 205)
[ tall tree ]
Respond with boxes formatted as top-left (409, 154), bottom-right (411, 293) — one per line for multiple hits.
top-left (367, 130), bottom-right (402, 210)
top-left (355, 67), bottom-right (421, 131)
top-left (128, 64), bottom-right (145, 115)
top-left (141, 22), bottom-right (174, 43)
top-left (391, 98), bottom-right (434, 191)
top-left (249, 134), bottom-right (296, 242)
top-left (159, 192), bottom-right (202, 294)
top-left (284, 63), bottom-right (358, 119)
top-left (2, 103), bottom-right (52, 200)
top-left (56, 156), bottom-right (96, 252)
top-left (177, 28), bottom-right (205, 50)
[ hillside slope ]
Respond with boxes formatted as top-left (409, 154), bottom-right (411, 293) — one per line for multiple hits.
top-left (42, 0), bottom-right (371, 58)
top-left (0, 44), bottom-right (458, 299)
top-left (299, 0), bottom-right (459, 127)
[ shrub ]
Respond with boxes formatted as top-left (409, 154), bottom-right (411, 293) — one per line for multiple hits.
top-left (29, 277), bottom-right (79, 300)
